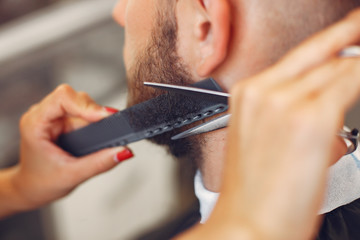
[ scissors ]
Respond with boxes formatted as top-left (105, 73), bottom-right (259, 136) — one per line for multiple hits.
top-left (145, 46), bottom-right (360, 155)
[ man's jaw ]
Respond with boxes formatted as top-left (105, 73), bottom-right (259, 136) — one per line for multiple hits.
top-left (330, 137), bottom-right (349, 166)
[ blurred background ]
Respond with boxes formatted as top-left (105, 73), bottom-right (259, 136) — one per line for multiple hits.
top-left (0, 0), bottom-right (197, 239)
top-left (1, 1), bottom-right (360, 240)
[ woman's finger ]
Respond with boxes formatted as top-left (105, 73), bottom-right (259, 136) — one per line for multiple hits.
top-left (69, 146), bottom-right (134, 184)
top-left (267, 57), bottom-right (360, 107)
top-left (317, 58), bottom-right (360, 117)
top-left (36, 85), bottom-right (109, 123)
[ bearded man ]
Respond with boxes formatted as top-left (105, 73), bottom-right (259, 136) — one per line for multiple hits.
top-left (1, 0), bottom-right (360, 238)
top-left (112, 0), bottom-right (360, 239)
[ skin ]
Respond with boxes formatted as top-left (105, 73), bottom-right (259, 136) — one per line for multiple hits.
top-left (180, 9), bottom-right (360, 240)
top-left (1, 0), bottom-right (360, 239)
top-left (113, 0), bottom-right (355, 192)
top-left (0, 86), bottom-right (132, 218)
top-left (113, 0), bottom-right (360, 238)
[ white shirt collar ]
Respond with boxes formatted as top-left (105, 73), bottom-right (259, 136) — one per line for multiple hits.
top-left (194, 170), bottom-right (219, 223)
top-left (194, 148), bottom-right (360, 223)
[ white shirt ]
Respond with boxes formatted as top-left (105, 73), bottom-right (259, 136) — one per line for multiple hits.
top-left (195, 148), bottom-right (360, 223)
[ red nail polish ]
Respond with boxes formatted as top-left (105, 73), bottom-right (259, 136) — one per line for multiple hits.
top-left (114, 148), bottom-right (134, 163)
top-left (104, 106), bottom-right (119, 114)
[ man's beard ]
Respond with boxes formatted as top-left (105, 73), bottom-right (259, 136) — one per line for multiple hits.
top-left (125, 8), bottom-right (203, 162)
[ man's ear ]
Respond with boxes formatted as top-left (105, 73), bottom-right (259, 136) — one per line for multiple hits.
top-left (193, 0), bottom-right (231, 77)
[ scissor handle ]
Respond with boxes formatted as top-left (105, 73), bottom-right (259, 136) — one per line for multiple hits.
top-left (339, 128), bottom-right (359, 155)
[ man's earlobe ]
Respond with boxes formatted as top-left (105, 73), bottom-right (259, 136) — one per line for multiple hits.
top-left (195, 0), bottom-right (231, 77)
top-left (112, 0), bottom-right (127, 27)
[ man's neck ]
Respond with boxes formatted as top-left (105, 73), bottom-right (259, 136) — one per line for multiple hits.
top-left (198, 129), bottom-right (227, 192)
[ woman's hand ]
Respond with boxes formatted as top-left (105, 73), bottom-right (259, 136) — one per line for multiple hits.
top-left (178, 8), bottom-right (360, 240)
top-left (218, 9), bottom-right (360, 240)
top-left (0, 85), bottom-right (133, 218)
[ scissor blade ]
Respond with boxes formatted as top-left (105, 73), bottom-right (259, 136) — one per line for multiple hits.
top-left (171, 114), bottom-right (231, 140)
top-left (144, 82), bottom-right (230, 103)
top-left (339, 46), bottom-right (360, 58)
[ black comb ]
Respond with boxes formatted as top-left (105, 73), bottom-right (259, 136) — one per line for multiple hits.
top-left (57, 78), bottom-right (228, 156)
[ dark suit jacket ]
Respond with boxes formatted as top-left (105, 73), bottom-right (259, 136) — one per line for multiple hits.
top-left (317, 197), bottom-right (360, 239)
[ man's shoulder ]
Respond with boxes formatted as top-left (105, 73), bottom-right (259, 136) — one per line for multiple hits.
top-left (317, 197), bottom-right (360, 240)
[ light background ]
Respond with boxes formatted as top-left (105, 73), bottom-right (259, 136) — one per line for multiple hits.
top-left (0, 1), bottom-right (196, 239)
top-left (1, 0), bottom-right (360, 239)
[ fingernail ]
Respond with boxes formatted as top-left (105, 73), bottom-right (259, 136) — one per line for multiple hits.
top-left (114, 148), bottom-right (134, 163)
top-left (104, 106), bottom-right (119, 114)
